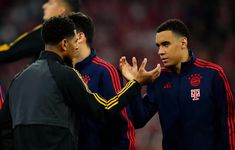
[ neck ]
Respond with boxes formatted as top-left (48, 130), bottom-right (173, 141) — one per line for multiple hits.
top-left (175, 49), bottom-right (190, 74)
top-left (45, 45), bottom-right (64, 60)
top-left (72, 45), bottom-right (91, 67)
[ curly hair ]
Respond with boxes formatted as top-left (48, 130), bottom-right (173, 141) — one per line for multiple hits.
top-left (41, 16), bottom-right (75, 45)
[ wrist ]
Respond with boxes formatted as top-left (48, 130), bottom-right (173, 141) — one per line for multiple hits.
top-left (133, 79), bottom-right (142, 86)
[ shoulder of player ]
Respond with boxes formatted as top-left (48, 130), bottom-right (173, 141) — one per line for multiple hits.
top-left (91, 56), bottom-right (118, 74)
top-left (46, 59), bottom-right (79, 81)
top-left (193, 58), bottom-right (224, 75)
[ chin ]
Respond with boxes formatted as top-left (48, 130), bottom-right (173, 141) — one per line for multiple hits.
top-left (163, 63), bottom-right (170, 67)
top-left (43, 16), bottom-right (48, 20)
top-left (43, 15), bottom-right (51, 21)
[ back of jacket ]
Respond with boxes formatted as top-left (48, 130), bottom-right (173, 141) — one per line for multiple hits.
top-left (8, 55), bottom-right (77, 150)
top-left (9, 59), bottom-right (74, 129)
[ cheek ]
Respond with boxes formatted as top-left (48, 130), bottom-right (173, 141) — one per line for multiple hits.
top-left (74, 43), bottom-right (79, 49)
top-left (49, 6), bottom-right (58, 13)
top-left (167, 47), bottom-right (175, 57)
top-left (168, 47), bottom-right (179, 60)
top-left (70, 44), bottom-right (76, 49)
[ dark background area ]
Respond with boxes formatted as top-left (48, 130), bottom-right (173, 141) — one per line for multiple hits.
top-left (0, 0), bottom-right (234, 149)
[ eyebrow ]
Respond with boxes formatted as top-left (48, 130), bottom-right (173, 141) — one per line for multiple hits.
top-left (161, 41), bottom-right (170, 45)
top-left (156, 41), bottom-right (170, 47)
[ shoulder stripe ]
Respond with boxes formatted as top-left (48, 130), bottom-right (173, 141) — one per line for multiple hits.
top-left (194, 59), bottom-right (235, 150)
top-left (195, 59), bottom-right (233, 99)
top-left (94, 57), bottom-right (122, 92)
top-left (92, 57), bottom-right (121, 93)
top-left (93, 57), bottom-right (119, 92)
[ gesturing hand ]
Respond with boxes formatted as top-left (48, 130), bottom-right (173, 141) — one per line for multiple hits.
top-left (119, 56), bottom-right (138, 81)
top-left (120, 56), bottom-right (161, 85)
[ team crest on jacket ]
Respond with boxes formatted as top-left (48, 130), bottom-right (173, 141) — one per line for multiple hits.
top-left (188, 74), bottom-right (202, 87)
top-left (191, 89), bottom-right (200, 101)
top-left (82, 75), bottom-right (91, 84)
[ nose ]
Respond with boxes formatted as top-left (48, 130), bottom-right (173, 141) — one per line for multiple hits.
top-left (158, 46), bottom-right (165, 56)
top-left (42, 3), bottom-right (47, 9)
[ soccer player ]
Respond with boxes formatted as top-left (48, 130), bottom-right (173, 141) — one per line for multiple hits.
top-left (1, 16), bottom-right (161, 150)
top-left (68, 12), bottom-right (139, 150)
top-left (0, 0), bottom-right (80, 62)
top-left (120, 19), bottom-right (235, 150)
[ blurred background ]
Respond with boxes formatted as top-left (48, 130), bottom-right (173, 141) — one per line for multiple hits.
top-left (0, 0), bottom-right (234, 149)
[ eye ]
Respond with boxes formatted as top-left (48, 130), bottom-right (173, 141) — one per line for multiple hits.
top-left (162, 42), bottom-right (170, 48)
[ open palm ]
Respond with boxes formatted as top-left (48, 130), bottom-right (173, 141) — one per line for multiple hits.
top-left (119, 56), bottom-right (138, 81)
top-left (120, 56), bottom-right (161, 85)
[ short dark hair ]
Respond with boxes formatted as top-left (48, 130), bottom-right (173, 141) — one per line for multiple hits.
top-left (68, 12), bottom-right (94, 47)
top-left (156, 19), bottom-right (190, 41)
top-left (62, 0), bottom-right (81, 12)
top-left (41, 16), bottom-right (75, 45)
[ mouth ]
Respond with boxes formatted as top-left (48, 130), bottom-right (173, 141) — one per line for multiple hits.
top-left (161, 58), bottom-right (168, 63)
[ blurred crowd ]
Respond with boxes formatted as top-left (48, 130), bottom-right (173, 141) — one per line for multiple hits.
top-left (0, 0), bottom-right (234, 150)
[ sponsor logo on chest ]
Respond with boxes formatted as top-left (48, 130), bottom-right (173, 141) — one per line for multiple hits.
top-left (188, 74), bottom-right (202, 101)
top-left (191, 89), bottom-right (200, 101)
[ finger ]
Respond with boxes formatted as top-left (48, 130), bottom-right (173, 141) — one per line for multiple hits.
top-left (120, 56), bottom-right (126, 62)
top-left (139, 58), bottom-right (147, 71)
top-left (132, 57), bottom-right (137, 69)
top-left (120, 56), bottom-right (127, 64)
top-left (120, 56), bottom-right (132, 69)
top-left (150, 64), bottom-right (161, 80)
top-left (119, 56), bottom-right (126, 68)
top-left (151, 64), bottom-right (161, 74)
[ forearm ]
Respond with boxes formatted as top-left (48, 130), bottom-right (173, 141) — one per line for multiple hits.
top-left (82, 80), bottom-right (141, 121)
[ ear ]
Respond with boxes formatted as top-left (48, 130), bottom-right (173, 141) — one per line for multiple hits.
top-left (60, 39), bottom-right (68, 51)
top-left (59, 7), bottom-right (66, 15)
top-left (181, 37), bottom-right (188, 49)
top-left (77, 32), bottom-right (86, 44)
